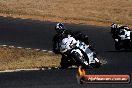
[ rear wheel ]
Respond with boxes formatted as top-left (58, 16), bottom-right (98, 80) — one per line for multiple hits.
top-left (60, 55), bottom-right (72, 69)
top-left (60, 60), bottom-right (70, 69)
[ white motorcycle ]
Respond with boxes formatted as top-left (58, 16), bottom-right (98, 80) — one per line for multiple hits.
top-left (114, 29), bottom-right (132, 50)
top-left (60, 35), bottom-right (100, 68)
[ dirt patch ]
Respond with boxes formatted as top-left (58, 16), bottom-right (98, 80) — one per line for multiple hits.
top-left (0, 0), bottom-right (131, 26)
top-left (0, 46), bottom-right (61, 71)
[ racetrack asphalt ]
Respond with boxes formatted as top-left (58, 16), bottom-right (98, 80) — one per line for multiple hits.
top-left (0, 16), bottom-right (132, 88)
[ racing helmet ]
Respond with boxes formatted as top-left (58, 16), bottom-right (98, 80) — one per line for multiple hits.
top-left (55, 23), bottom-right (66, 33)
top-left (111, 23), bottom-right (118, 29)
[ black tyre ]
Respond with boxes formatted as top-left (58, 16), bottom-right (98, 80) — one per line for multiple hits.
top-left (60, 61), bottom-right (69, 69)
top-left (60, 56), bottom-right (72, 69)
top-left (70, 51), bottom-right (89, 68)
top-left (90, 62), bottom-right (101, 68)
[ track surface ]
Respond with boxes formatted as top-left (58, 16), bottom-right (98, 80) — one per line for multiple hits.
top-left (0, 16), bottom-right (132, 88)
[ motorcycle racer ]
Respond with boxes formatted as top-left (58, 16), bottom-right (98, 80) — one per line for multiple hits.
top-left (111, 23), bottom-right (131, 39)
top-left (52, 23), bottom-right (95, 68)
top-left (111, 23), bottom-right (121, 39)
top-left (111, 23), bottom-right (132, 50)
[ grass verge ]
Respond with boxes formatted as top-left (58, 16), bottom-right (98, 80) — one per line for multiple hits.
top-left (0, 46), bottom-right (61, 71)
top-left (0, 0), bottom-right (131, 26)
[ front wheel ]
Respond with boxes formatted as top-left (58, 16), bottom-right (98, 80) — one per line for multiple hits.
top-left (90, 58), bottom-right (101, 68)
top-left (90, 62), bottom-right (101, 68)
top-left (70, 50), bottom-right (89, 68)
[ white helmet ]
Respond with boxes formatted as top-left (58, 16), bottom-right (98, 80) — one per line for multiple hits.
top-left (111, 23), bottom-right (118, 29)
top-left (55, 23), bottom-right (66, 33)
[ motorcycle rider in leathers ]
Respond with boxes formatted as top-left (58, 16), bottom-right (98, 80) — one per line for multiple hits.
top-left (52, 23), bottom-right (95, 68)
top-left (111, 23), bottom-right (131, 39)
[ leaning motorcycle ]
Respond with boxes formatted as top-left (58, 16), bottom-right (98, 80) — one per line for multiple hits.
top-left (59, 35), bottom-right (101, 68)
top-left (114, 29), bottom-right (132, 50)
